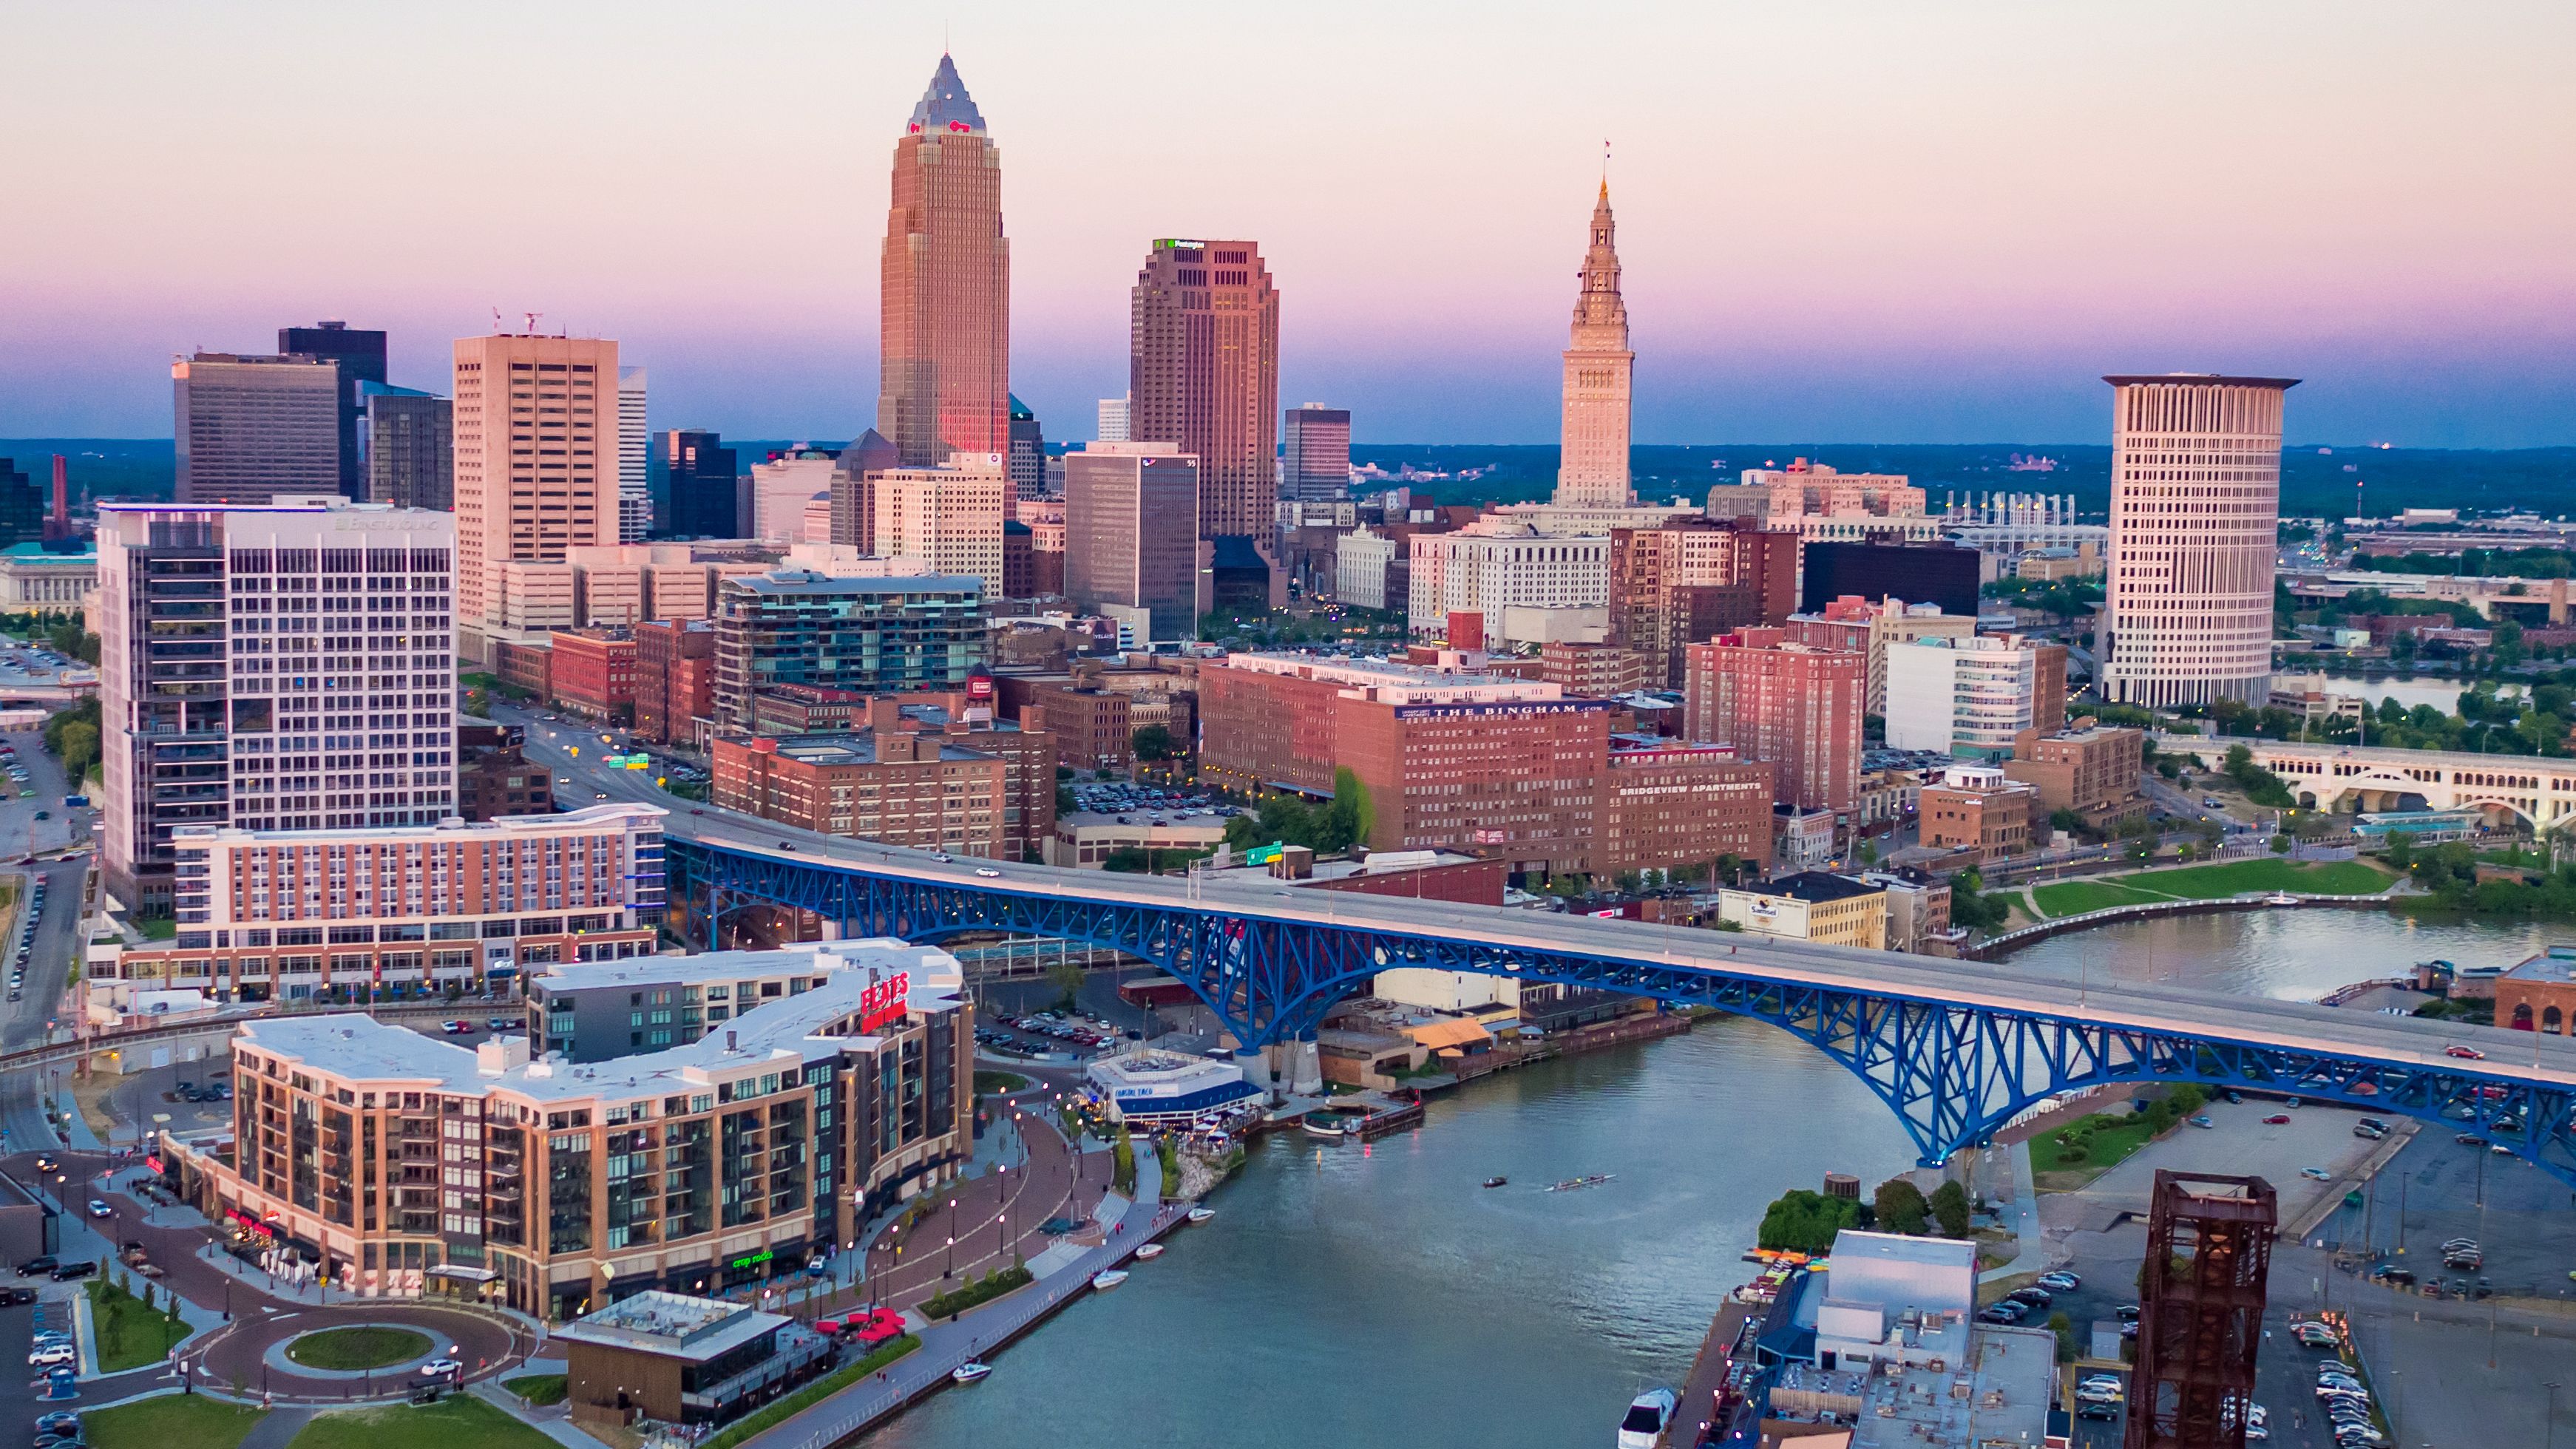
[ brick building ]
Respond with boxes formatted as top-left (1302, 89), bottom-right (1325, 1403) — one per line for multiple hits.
top-left (549, 629), bottom-right (637, 721)
top-left (1681, 628), bottom-right (1866, 813)
top-left (633, 619), bottom-right (716, 745)
top-left (1607, 518), bottom-right (1797, 685)
top-left (458, 722), bottom-right (557, 823)
top-left (1919, 763), bottom-right (2035, 861)
top-left (1783, 595), bottom-right (1979, 716)
top-left (1539, 640), bottom-right (1659, 699)
top-left (750, 683), bottom-right (872, 736)
top-left (997, 677), bottom-right (1130, 772)
top-left (2002, 720), bottom-right (2146, 829)
top-left (711, 733), bottom-right (1007, 858)
top-left (1596, 737), bottom-right (1776, 877)
top-left (2498, 946), bottom-right (2576, 1035)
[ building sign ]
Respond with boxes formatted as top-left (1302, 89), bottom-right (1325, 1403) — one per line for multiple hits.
top-left (860, 969), bottom-right (912, 1034)
top-left (730, 1249), bottom-right (774, 1271)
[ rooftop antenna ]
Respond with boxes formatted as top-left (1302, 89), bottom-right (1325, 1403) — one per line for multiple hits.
top-left (491, 306), bottom-right (505, 334)
top-left (523, 310), bottom-right (543, 336)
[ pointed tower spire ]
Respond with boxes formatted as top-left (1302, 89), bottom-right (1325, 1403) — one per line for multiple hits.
top-left (881, 53), bottom-right (1010, 466)
top-left (1556, 177), bottom-right (1634, 507)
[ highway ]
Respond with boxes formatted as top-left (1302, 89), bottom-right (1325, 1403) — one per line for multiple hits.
top-left (0, 722), bottom-right (104, 1154)
top-left (492, 702), bottom-right (2576, 1096)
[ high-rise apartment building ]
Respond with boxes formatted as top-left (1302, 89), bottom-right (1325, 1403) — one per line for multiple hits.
top-left (660, 428), bottom-right (739, 541)
top-left (173, 353), bottom-right (342, 504)
top-left (870, 458), bottom-right (1008, 594)
top-left (880, 55), bottom-right (1010, 466)
top-left (1884, 635), bottom-right (2043, 759)
top-left (1130, 238), bottom-right (1280, 551)
top-left (95, 498), bottom-right (456, 910)
top-left (2098, 374), bottom-right (2296, 708)
top-left (1062, 442), bottom-right (1201, 643)
top-left (1006, 395), bottom-right (1045, 500)
top-left (450, 334), bottom-right (620, 659)
top-left (1783, 594), bottom-right (1979, 716)
top-left (617, 367), bottom-right (651, 541)
top-left (362, 386), bottom-right (452, 512)
top-left (279, 321), bottom-right (387, 498)
top-left (708, 571), bottom-right (986, 733)
top-left (1681, 628), bottom-right (1865, 813)
top-left (1607, 518), bottom-right (1798, 686)
top-left (1282, 404), bottom-right (1351, 503)
top-left (1556, 184), bottom-right (1633, 507)
top-left (1097, 396), bottom-right (1130, 443)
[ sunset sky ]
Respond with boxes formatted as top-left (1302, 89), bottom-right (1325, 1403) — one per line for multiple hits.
top-left (4, 1), bottom-right (2572, 447)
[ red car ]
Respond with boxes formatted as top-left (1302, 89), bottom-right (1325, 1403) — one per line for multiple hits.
top-left (816, 1308), bottom-right (906, 1347)
top-left (2263, 1114), bottom-right (2293, 1124)
top-left (2446, 1046), bottom-right (2484, 1060)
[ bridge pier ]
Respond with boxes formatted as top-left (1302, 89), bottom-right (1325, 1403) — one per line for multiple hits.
top-left (1236, 1045), bottom-right (1275, 1101)
top-left (1285, 1035), bottom-right (1322, 1096)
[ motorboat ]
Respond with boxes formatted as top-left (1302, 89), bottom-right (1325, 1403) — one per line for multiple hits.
top-left (1301, 1115), bottom-right (1349, 1139)
top-left (1134, 1243), bottom-right (1165, 1260)
top-left (1547, 1174), bottom-right (1616, 1192)
top-left (1186, 1207), bottom-right (1215, 1224)
top-left (951, 1362), bottom-right (992, 1385)
top-left (1617, 1388), bottom-right (1677, 1449)
top-left (1090, 1269), bottom-right (1130, 1290)
top-left (1482, 1176), bottom-right (1508, 1189)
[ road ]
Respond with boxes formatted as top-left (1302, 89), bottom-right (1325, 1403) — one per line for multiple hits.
top-left (489, 702), bottom-right (2576, 1114)
top-left (1, 725), bottom-right (100, 1157)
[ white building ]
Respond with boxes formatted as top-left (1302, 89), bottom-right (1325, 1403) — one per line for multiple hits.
top-left (1097, 396), bottom-right (1130, 443)
top-left (1709, 462), bottom-right (1942, 546)
top-left (617, 367), bottom-right (650, 542)
top-left (1884, 634), bottom-right (2041, 758)
top-left (1335, 529), bottom-right (1397, 609)
top-left (1407, 523), bottom-right (1610, 636)
top-left (750, 452), bottom-right (837, 545)
top-left (871, 457), bottom-right (1008, 597)
top-left (2098, 373), bottom-right (2295, 708)
top-left (1085, 1048), bottom-right (1259, 1127)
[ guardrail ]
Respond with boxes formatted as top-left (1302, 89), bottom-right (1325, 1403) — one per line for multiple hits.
top-left (1966, 890), bottom-right (2402, 960)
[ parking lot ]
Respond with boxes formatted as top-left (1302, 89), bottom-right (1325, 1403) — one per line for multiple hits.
top-left (1064, 781), bottom-right (1237, 821)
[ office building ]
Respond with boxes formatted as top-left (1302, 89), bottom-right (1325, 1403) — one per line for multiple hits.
top-left (617, 368), bottom-right (650, 541)
top-left (1717, 872), bottom-right (1888, 949)
top-left (1130, 238), bottom-right (1280, 556)
top-left (1096, 397), bottom-right (1129, 442)
top-left (1282, 404), bottom-right (1351, 503)
top-left (1706, 461), bottom-right (1941, 546)
top-left (279, 321), bottom-right (387, 499)
top-left (1783, 594), bottom-right (1979, 716)
top-left (1407, 525), bottom-right (1610, 637)
top-left (1607, 518), bottom-right (1797, 685)
top-left (634, 619), bottom-right (717, 745)
top-left (714, 733), bottom-right (1007, 858)
top-left (173, 353), bottom-right (342, 504)
top-left (1006, 395), bottom-right (1045, 500)
top-left (1555, 183), bottom-right (1633, 508)
top-left (362, 386), bottom-right (452, 512)
top-left (1798, 541), bottom-right (1981, 618)
top-left (98, 804), bottom-right (663, 1005)
top-left (169, 944), bottom-right (970, 1321)
top-left (880, 55), bottom-right (1011, 466)
top-left (1334, 528), bottom-right (1400, 611)
top-left (827, 430), bottom-right (900, 549)
top-left (750, 451), bottom-right (836, 545)
top-left (524, 939), bottom-right (955, 1062)
top-left (660, 429), bottom-right (739, 541)
top-left (2003, 719), bottom-right (2147, 830)
top-left (1681, 629), bottom-right (1865, 813)
top-left (870, 458), bottom-right (1008, 595)
top-left (2098, 373), bottom-right (2296, 708)
top-left (708, 571), bottom-right (985, 733)
top-left (1883, 635), bottom-right (2044, 758)
top-left (1062, 443), bottom-right (1200, 643)
top-left (95, 498), bottom-right (456, 911)
top-left (450, 333), bottom-right (620, 659)
top-left (0, 460), bottom-right (40, 549)
top-left (548, 630), bottom-right (637, 719)
top-left (1919, 763), bottom-right (2035, 861)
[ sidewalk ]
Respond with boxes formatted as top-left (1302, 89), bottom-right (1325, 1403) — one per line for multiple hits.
top-left (1977, 1139), bottom-right (2050, 1283)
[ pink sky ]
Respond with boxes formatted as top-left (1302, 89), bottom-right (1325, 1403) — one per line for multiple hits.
top-left (4, 1), bottom-right (2572, 445)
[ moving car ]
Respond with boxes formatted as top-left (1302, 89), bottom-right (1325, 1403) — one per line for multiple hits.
top-left (2263, 1114), bottom-right (2293, 1124)
top-left (975, 867), bottom-right (1001, 878)
top-left (418, 1358), bottom-right (464, 1377)
top-left (85, 1198), bottom-right (111, 1219)
top-left (2301, 1167), bottom-right (2335, 1181)
top-left (2447, 1045), bottom-right (2485, 1059)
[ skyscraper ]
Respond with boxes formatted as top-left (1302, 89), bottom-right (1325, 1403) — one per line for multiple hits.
top-left (1097, 396), bottom-right (1130, 443)
top-left (362, 385), bottom-right (452, 511)
top-left (660, 428), bottom-right (739, 540)
top-left (172, 353), bottom-right (342, 504)
top-left (450, 333), bottom-right (620, 656)
top-left (95, 497), bottom-right (455, 910)
top-left (618, 367), bottom-right (651, 540)
top-left (2097, 373), bottom-right (2295, 708)
top-left (879, 54), bottom-right (1011, 467)
top-left (279, 320), bottom-right (387, 498)
top-left (1006, 394), bottom-right (1045, 500)
top-left (1556, 183), bottom-right (1633, 507)
top-left (1282, 404), bottom-right (1351, 503)
top-left (0, 460), bottom-right (38, 548)
top-left (1064, 442), bottom-right (1201, 642)
top-left (1130, 238), bottom-right (1280, 549)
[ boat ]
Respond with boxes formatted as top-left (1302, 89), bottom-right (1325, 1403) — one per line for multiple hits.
top-left (1186, 1207), bottom-right (1215, 1224)
top-left (951, 1362), bottom-right (992, 1385)
top-left (1616, 1387), bottom-right (1677, 1449)
top-left (1546, 1173), bottom-right (1616, 1192)
top-left (1482, 1176), bottom-right (1508, 1189)
top-left (1090, 1269), bottom-right (1129, 1290)
top-left (1134, 1243), bottom-right (1165, 1260)
top-left (1301, 1115), bottom-right (1349, 1139)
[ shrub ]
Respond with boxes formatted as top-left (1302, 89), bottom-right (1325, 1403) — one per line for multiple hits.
top-left (1873, 1178), bottom-right (1931, 1235)
top-left (1757, 1190), bottom-right (1860, 1254)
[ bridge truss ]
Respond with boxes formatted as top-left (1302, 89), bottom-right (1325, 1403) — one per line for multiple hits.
top-left (674, 841), bottom-right (2576, 1187)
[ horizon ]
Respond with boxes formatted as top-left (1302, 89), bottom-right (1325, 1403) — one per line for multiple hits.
top-left (5, 2), bottom-right (2573, 446)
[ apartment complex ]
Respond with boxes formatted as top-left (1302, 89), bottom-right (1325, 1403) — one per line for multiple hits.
top-left (1782, 595), bottom-right (1980, 716)
top-left (2002, 721), bottom-right (2147, 829)
top-left (95, 498), bottom-right (458, 910)
top-left (1556, 184), bottom-right (1633, 507)
top-left (880, 55), bottom-right (1011, 466)
top-left (1680, 629), bottom-right (1865, 814)
top-left (712, 733), bottom-right (1006, 858)
top-left (1538, 640), bottom-right (1658, 699)
top-left (1882, 635), bottom-right (2060, 759)
top-left (727, 690), bottom-right (1056, 861)
top-left (99, 804), bottom-right (665, 1003)
top-left (1062, 443), bottom-right (1201, 642)
top-left (172, 353), bottom-right (343, 505)
top-left (707, 571), bottom-right (985, 734)
top-left (174, 944), bottom-right (969, 1320)
top-left (2098, 373), bottom-right (2295, 708)
top-left (1919, 764), bottom-right (2036, 861)
top-left (1607, 518), bottom-right (1797, 685)
top-left (1129, 238), bottom-right (1278, 546)
top-left (450, 334), bottom-right (620, 660)
top-left (634, 620), bottom-right (716, 744)
top-left (1596, 738), bottom-right (1777, 877)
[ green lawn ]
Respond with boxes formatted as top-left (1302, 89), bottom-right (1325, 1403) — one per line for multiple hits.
top-left (973, 1070), bottom-right (1028, 1096)
top-left (2033, 858), bottom-right (2393, 917)
top-left (702, 1335), bottom-right (920, 1449)
top-left (285, 1326), bottom-right (432, 1370)
top-left (288, 1396), bottom-right (557, 1449)
top-left (87, 1277), bottom-right (189, 1371)
top-left (79, 1394), bottom-right (268, 1449)
top-left (502, 1372), bottom-right (567, 1405)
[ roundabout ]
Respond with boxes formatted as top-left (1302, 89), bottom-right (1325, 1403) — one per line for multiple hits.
top-left (277, 1324), bottom-right (437, 1376)
top-left (181, 1301), bottom-right (532, 1402)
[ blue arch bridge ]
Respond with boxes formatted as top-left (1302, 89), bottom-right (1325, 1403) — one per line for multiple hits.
top-left (668, 832), bottom-right (2576, 1191)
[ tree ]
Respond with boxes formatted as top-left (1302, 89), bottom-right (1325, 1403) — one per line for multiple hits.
top-left (1873, 1177), bottom-right (1931, 1235)
top-left (1047, 957), bottom-right (1085, 1009)
top-left (1928, 1179), bottom-right (1972, 1238)
top-left (1131, 724), bottom-right (1178, 762)
top-left (2382, 830), bottom-right (2414, 871)
top-left (1757, 1189), bottom-right (1861, 1254)
top-left (57, 719), bottom-right (98, 784)
top-left (2270, 833), bottom-right (2292, 855)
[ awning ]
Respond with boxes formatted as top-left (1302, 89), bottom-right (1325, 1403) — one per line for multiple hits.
top-left (1400, 1018), bottom-right (1491, 1051)
top-left (427, 1264), bottom-right (499, 1283)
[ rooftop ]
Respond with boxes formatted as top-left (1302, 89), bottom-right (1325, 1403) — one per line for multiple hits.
top-left (757, 734), bottom-right (997, 767)
top-left (2508, 946), bottom-right (2576, 984)
top-left (720, 569), bottom-right (982, 598)
top-left (553, 1291), bottom-right (785, 1363)
top-left (170, 801), bottom-right (662, 848)
top-left (0, 542), bottom-right (95, 563)
top-left (1754, 872), bottom-right (1884, 906)
top-left (907, 53), bottom-right (987, 137)
top-left (1221, 651), bottom-right (1565, 706)
top-left (529, 939), bottom-right (958, 995)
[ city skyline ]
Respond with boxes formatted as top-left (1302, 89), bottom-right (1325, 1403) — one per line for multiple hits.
top-left (5, 3), bottom-right (2573, 447)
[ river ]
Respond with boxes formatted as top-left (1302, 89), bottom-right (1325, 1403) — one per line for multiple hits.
top-left (2268, 672), bottom-right (2518, 715)
top-left (863, 908), bottom-right (2554, 1449)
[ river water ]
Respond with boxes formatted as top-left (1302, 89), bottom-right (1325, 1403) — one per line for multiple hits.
top-left (2268, 672), bottom-right (2517, 715)
top-left (863, 908), bottom-right (2557, 1449)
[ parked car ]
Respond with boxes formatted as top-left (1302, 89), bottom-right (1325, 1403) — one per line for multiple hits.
top-left (50, 1260), bottom-right (97, 1281)
top-left (2263, 1114), bottom-right (2293, 1125)
top-left (14, 1255), bottom-right (58, 1277)
top-left (2036, 1271), bottom-right (2081, 1292)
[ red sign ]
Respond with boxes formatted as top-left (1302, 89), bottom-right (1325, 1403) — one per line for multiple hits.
top-left (967, 674), bottom-right (994, 701)
top-left (144, 1154), bottom-right (164, 1174)
top-left (859, 971), bottom-right (911, 1034)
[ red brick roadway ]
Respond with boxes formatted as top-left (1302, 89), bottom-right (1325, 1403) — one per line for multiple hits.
top-left (4, 1146), bottom-right (533, 1405)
